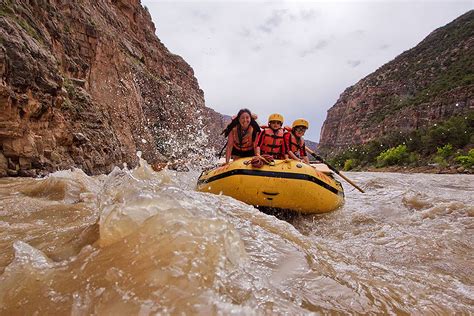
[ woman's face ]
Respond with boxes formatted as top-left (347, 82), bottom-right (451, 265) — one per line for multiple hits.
top-left (239, 112), bottom-right (251, 128)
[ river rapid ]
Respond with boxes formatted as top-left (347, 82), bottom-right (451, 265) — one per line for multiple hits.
top-left (0, 159), bottom-right (473, 314)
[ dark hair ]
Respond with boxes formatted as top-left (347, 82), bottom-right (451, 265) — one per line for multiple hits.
top-left (291, 129), bottom-right (301, 142)
top-left (222, 108), bottom-right (261, 140)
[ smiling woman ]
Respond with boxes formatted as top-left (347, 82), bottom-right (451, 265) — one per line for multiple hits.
top-left (221, 108), bottom-right (261, 163)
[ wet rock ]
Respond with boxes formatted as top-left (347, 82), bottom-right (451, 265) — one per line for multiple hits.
top-left (34, 135), bottom-right (44, 156)
top-left (7, 169), bottom-right (18, 177)
top-left (69, 78), bottom-right (86, 88)
top-left (0, 153), bottom-right (7, 177)
top-left (73, 132), bottom-right (89, 145)
top-left (19, 157), bottom-right (32, 170)
top-left (50, 150), bottom-right (62, 163)
top-left (7, 157), bottom-right (17, 170)
top-left (151, 162), bottom-right (168, 172)
top-left (3, 139), bottom-right (22, 157)
top-left (19, 169), bottom-right (37, 177)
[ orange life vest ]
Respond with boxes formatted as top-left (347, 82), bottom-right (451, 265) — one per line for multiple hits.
top-left (232, 125), bottom-right (255, 152)
top-left (257, 127), bottom-right (284, 157)
top-left (284, 132), bottom-right (306, 158)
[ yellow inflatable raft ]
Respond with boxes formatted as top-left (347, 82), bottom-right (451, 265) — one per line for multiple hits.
top-left (197, 158), bottom-right (344, 214)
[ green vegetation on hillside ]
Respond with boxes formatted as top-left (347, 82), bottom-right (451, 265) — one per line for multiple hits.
top-left (332, 112), bottom-right (474, 171)
top-left (372, 53), bottom-right (473, 124)
top-left (402, 53), bottom-right (473, 105)
top-left (367, 11), bottom-right (474, 124)
top-left (0, 1), bottom-right (43, 43)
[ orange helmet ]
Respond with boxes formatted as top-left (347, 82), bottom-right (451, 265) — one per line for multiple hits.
top-left (268, 113), bottom-right (284, 124)
top-left (292, 119), bottom-right (309, 129)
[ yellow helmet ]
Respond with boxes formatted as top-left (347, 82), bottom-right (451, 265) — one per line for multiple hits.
top-left (268, 113), bottom-right (284, 124)
top-left (292, 119), bottom-right (309, 129)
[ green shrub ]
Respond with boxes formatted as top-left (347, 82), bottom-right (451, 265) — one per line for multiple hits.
top-left (376, 145), bottom-right (409, 167)
top-left (455, 149), bottom-right (474, 168)
top-left (408, 152), bottom-right (421, 165)
top-left (433, 144), bottom-right (453, 167)
top-left (436, 144), bottom-right (453, 159)
top-left (343, 159), bottom-right (357, 171)
top-left (420, 115), bottom-right (472, 152)
top-left (433, 155), bottom-right (448, 167)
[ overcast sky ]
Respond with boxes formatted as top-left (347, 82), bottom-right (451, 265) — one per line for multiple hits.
top-left (142, 0), bottom-right (472, 141)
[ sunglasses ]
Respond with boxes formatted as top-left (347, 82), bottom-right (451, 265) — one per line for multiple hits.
top-left (294, 127), bottom-right (307, 132)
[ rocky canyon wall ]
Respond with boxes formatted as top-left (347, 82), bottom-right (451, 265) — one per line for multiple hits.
top-left (0, 0), bottom-right (226, 177)
top-left (319, 10), bottom-right (473, 153)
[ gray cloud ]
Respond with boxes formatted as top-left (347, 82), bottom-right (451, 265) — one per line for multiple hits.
top-left (300, 9), bottom-right (317, 21)
top-left (258, 25), bottom-right (272, 33)
top-left (258, 9), bottom-right (287, 33)
top-left (351, 29), bottom-right (365, 37)
top-left (191, 9), bottom-right (210, 21)
top-left (379, 44), bottom-right (390, 50)
top-left (347, 60), bottom-right (362, 67)
top-left (239, 27), bottom-right (252, 38)
top-left (300, 40), bottom-right (330, 57)
top-left (289, 9), bottom-right (318, 22)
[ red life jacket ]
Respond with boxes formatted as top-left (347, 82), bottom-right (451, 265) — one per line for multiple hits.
top-left (232, 125), bottom-right (255, 152)
top-left (284, 132), bottom-right (306, 158)
top-left (257, 127), bottom-right (284, 158)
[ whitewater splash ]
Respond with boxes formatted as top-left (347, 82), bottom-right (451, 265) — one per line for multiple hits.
top-left (0, 158), bottom-right (473, 314)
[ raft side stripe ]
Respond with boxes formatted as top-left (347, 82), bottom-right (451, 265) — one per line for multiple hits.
top-left (197, 169), bottom-right (343, 196)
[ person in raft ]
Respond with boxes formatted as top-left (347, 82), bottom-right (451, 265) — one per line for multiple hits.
top-left (222, 108), bottom-right (261, 164)
top-left (284, 119), bottom-right (310, 164)
top-left (255, 113), bottom-right (285, 159)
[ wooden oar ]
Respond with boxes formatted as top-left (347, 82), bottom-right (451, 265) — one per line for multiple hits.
top-left (306, 147), bottom-right (365, 193)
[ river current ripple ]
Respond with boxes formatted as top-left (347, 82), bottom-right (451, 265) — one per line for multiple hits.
top-left (0, 161), bottom-right (472, 314)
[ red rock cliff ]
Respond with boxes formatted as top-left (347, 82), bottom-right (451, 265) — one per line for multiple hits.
top-left (319, 10), bottom-right (474, 153)
top-left (0, 0), bottom-right (225, 177)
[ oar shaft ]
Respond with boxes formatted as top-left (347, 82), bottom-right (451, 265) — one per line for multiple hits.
top-left (335, 171), bottom-right (365, 193)
top-left (305, 147), bottom-right (365, 193)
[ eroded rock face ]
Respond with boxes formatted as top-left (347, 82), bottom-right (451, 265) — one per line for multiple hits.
top-left (319, 10), bottom-right (474, 153)
top-left (0, 0), bottom-right (224, 177)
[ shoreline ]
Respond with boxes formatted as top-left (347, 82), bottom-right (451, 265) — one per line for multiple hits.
top-left (357, 165), bottom-right (472, 174)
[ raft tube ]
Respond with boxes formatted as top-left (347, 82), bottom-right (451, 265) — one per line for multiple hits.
top-left (197, 158), bottom-right (344, 214)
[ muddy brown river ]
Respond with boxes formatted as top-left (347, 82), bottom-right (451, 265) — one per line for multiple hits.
top-left (0, 160), bottom-right (473, 314)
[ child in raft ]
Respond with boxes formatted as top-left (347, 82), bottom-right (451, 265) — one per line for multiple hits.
top-left (284, 119), bottom-right (310, 164)
top-left (255, 113), bottom-right (285, 159)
